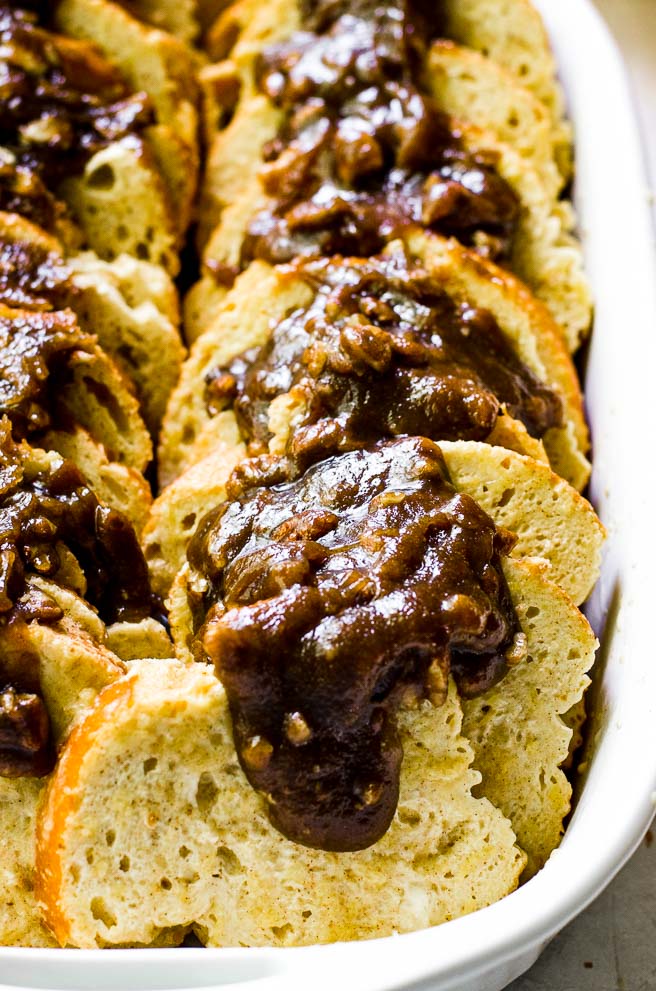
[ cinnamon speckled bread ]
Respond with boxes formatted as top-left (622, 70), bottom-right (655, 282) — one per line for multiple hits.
top-left (160, 234), bottom-right (588, 491)
top-left (35, 660), bottom-right (525, 948)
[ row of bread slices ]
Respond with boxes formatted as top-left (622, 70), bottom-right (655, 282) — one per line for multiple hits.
top-left (0, 0), bottom-right (204, 948)
top-left (4, 0), bottom-right (604, 950)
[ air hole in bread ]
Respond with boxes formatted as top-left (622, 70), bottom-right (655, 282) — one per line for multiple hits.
top-left (86, 163), bottom-right (116, 191)
top-left (119, 855), bottom-right (131, 872)
top-left (526, 606), bottom-right (540, 618)
top-left (498, 488), bottom-right (515, 507)
top-left (105, 830), bottom-right (116, 847)
top-left (117, 224), bottom-right (129, 241)
top-left (209, 20), bottom-right (240, 61)
top-left (196, 771), bottom-right (219, 813)
top-left (182, 423), bottom-right (196, 444)
top-left (271, 923), bottom-right (293, 941)
top-left (179, 846), bottom-right (191, 860)
top-left (86, 849), bottom-right (94, 865)
top-left (136, 242), bottom-right (150, 261)
top-left (145, 542), bottom-right (161, 561)
top-left (508, 113), bottom-right (519, 128)
top-left (216, 845), bottom-right (242, 876)
top-left (143, 757), bottom-right (158, 774)
top-left (160, 877), bottom-right (172, 890)
top-left (397, 807), bottom-right (421, 827)
top-left (82, 376), bottom-right (129, 430)
top-left (90, 897), bottom-right (117, 928)
top-left (302, 910), bottom-right (312, 920)
top-left (182, 513), bottom-right (197, 531)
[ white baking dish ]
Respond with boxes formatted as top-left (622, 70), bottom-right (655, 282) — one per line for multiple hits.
top-left (2, 1), bottom-right (656, 988)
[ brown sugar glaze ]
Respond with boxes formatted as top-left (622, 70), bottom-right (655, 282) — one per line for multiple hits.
top-left (189, 438), bottom-right (527, 851)
top-left (205, 251), bottom-right (563, 478)
top-left (0, 5), bottom-right (152, 231)
top-left (0, 420), bottom-right (153, 778)
top-left (232, 0), bottom-right (519, 278)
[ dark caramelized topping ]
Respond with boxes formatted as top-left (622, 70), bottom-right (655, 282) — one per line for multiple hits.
top-left (0, 423), bottom-right (152, 625)
top-left (0, 683), bottom-right (52, 777)
top-left (241, 0), bottom-right (519, 269)
top-left (0, 154), bottom-right (65, 233)
top-left (189, 437), bottom-right (525, 851)
top-left (0, 229), bottom-right (71, 310)
top-left (205, 252), bottom-right (563, 476)
top-left (0, 306), bottom-right (93, 438)
top-left (0, 5), bottom-right (152, 225)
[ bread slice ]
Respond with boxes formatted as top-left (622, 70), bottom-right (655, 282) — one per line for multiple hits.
top-left (106, 618), bottom-right (175, 662)
top-left (426, 41), bottom-right (564, 197)
top-left (147, 439), bottom-right (602, 607)
top-left (161, 234), bottom-right (588, 489)
top-left (0, 617), bottom-right (125, 947)
top-left (167, 554), bottom-right (596, 885)
top-left (142, 439), bottom-right (246, 597)
top-left (42, 428), bottom-right (152, 534)
top-left (60, 138), bottom-right (180, 275)
top-left (206, 0), bottom-right (569, 150)
top-left (0, 779), bottom-right (58, 947)
top-left (115, 0), bottom-right (200, 43)
top-left (405, 231), bottom-right (590, 483)
top-left (438, 0), bottom-right (567, 135)
top-left (464, 558), bottom-right (598, 877)
top-left (183, 274), bottom-right (229, 345)
top-left (198, 38), bottom-right (565, 247)
top-left (0, 210), bottom-right (184, 433)
top-left (0, 303), bottom-right (153, 470)
top-left (67, 252), bottom-right (185, 433)
top-left (35, 659), bottom-right (525, 947)
top-left (202, 0), bottom-right (570, 165)
top-left (55, 0), bottom-right (199, 236)
top-left (200, 91), bottom-right (589, 348)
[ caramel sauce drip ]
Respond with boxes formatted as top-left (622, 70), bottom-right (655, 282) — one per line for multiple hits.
top-left (189, 438), bottom-right (524, 851)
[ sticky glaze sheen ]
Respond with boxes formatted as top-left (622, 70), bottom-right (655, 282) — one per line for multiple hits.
top-left (189, 438), bottom-right (525, 852)
top-left (205, 251), bottom-right (562, 477)
top-left (239, 0), bottom-right (519, 273)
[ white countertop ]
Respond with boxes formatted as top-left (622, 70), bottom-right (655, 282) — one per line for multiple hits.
top-left (510, 3), bottom-right (656, 988)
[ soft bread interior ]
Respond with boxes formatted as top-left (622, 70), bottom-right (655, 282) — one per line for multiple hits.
top-left (35, 660), bottom-right (525, 948)
top-left (0, 618), bottom-right (126, 947)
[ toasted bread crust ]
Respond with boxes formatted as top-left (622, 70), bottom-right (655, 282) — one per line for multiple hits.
top-left (35, 661), bottom-right (525, 948)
